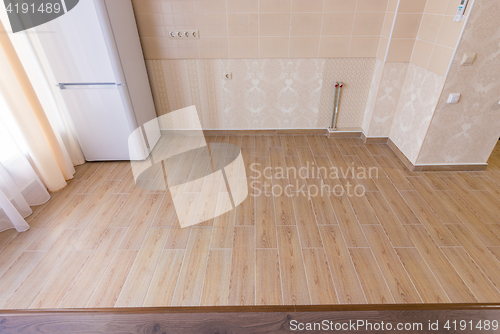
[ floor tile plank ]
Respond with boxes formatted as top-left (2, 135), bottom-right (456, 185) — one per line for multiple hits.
top-left (116, 228), bottom-right (169, 307)
top-left (256, 249), bottom-right (282, 305)
top-left (395, 248), bottom-right (450, 303)
top-left (302, 248), bottom-right (339, 304)
top-left (171, 228), bottom-right (212, 306)
top-left (292, 193), bottom-right (323, 248)
top-left (228, 227), bottom-right (255, 305)
top-left (441, 247), bottom-right (500, 303)
top-left (349, 248), bottom-right (394, 304)
top-left (362, 225), bottom-right (421, 303)
top-left (143, 249), bottom-right (185, 307)
top-left (404, 225), bottom-right (477, 303)
top-left (319, 226), bottom-right (366, 304)
top-left (276, 226), bottom-right (310, 305)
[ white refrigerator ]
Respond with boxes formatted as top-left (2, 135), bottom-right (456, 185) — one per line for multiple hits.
top-left (34, 0), bottom-right (160, 161)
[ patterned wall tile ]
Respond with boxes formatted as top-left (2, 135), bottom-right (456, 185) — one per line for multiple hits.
top-left (417, 0), bottom-right (500, 165)
top-left (318, 58), bottom-right (377, 128)
top-left (389, 63), bottom-right (446, 163)
top-left (367, 62), bottom-right (409, 137)
top-left (146, 58), bottom-right (376, 129)
top-left (362, 58), bottom-right (385, 133)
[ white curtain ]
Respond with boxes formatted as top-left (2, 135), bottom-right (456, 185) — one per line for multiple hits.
top-left (0, 120), bottom-right (50, 232)
top-left (0, 12), bottom-right (85, 232)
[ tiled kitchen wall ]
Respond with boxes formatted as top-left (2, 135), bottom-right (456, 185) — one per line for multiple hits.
top-left (388, 63), bottom-right (446, 163)
top-left (384, 0), bottom-right (424, 62)
top-left (362, 60), bottom-right (409, 137)
top-left (137, 0), bottom-right (474, 144)
top-left (133, 0), bottom-right (390, 59)
top-left (416, 0), bottom-right (500, 165)
top-left (411, 0), bottom-right (467, 76)
top-left (146, 58), bottom-right (376, 129)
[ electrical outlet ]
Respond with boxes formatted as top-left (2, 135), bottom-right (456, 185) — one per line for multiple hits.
top-left (168, 30), bottom-right (199, 39)
top-left (224, 72), bottom-right (232, 80)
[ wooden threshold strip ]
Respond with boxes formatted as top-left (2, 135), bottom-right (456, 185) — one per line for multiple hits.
top-left (2, 304), bottom-right (500, 334)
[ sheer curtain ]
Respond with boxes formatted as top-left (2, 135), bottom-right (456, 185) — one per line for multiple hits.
top-left (0, 14), bottom-right (85, 232)
top-left (0, 121), bottom-right (49, 232)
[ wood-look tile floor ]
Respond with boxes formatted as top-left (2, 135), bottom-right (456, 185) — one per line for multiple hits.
top-left (2, 136), bottom-right (500, 309)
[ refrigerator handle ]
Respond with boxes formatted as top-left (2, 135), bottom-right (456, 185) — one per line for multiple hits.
top-left (57, 83), bottom-right (125, 89)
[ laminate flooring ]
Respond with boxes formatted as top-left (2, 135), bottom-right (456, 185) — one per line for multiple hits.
top-left (2, 136), bottom-right (500, 308)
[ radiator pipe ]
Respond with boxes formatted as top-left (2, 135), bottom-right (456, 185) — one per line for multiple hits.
top-left (331, 82), bottom-right (343, 130)
top-left (330, 82), bottom-right (338, 129)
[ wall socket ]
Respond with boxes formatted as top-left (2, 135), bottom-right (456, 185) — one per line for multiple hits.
top-left (224, 72), bottom-right (232, 79)
top-left (168, 30), bottom-right (199, 39)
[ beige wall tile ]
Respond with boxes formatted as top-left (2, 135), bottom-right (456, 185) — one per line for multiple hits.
top-left (377, 36), bottom-right (389, 60)
top-left (289, 37), bottom-right (320, 57)
top-left (177, 47), bottom-right (200, 59)
top-left (137, 24), bottom-right (166, 38)
top-left (349, 36), bottom-right (380, 57)
top-left (291, 0), bottom-right (324, 12)
top-left (260, 13), bottom-right (291, 37)
top-left (445, 0), bottom-right (464, 16)
top-left (163, 13), bottom-right (174, 27)
top-left (424, 0), bottom-right (449, 14)
top-left (160, 2), bottom-right (171, 13)
top-left (321, 13), bottom-right (355, 35)
top-left (141, 38), bottom-right (160, 59)
top-left (158, 48), bottom-right (180, 58)
top-left (357, 0), bottom-right (389, 12)
top-left (398, 0), bottom-right (427, 13)
top-left (319, 36), bottom-right (350, 57)
top-left (436, 17), bottom-right (464, 49)
top-left (427, 44), bottom-right (454, 76)
top-left (141, 37), bottom-right (177, 51)
top-left (228, 37), bottom-right (259, 58)
top-left (259, 0), bottom-right (292, 12)
top-left (259, 37), bottom-right (290, 58)
top-left (134, 0), bottom-right (464, 62)
top-left (227, 0), bottom-right (259, 13)
top-left (352, 12), bottom-right (386, 35)
top-left (196, 14), bottom-right (228, 37)
top-left (392, 13), bottom-right (422, 38)
top-left (323, 0), bottom-right (356, 12)
top-left (199, 37), bottom-right (229, 58)
top-left (136, 13), bottom-right (164, 26)
top-left (159, 1), bottom-right (172, 13)
top-left (132, 0), bottom-right (162, 14)
top-left (417, 14), bottom-right (443, 43)
top-left (381, 12), bottom-right (395, 37)
top-left (386, 0), bottom-right (398, 12)
top-left (228, 14), bottom-right (259, 36)
top-left (167, 12), bottom-right (197, 29)
top-left (193, 0), bottom-right (227, 13)
top-left (410, 39), bottom-right (433, 69)
top-left (290, 13), bottom-right (323, 36)
top-left (386, 38), bottom-right (415, 62)
top-left (161, 1), bottom-right (195, 14)
top-left (174, 38), bottom-right (200, 59)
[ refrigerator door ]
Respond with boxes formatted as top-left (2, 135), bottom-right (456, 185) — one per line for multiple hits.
top-left (34, 0), bottom-right (120, 83)
top-left (104, 0), bottom-right (160, 149)
top-left (59, 84), bottom-right (146, 161)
